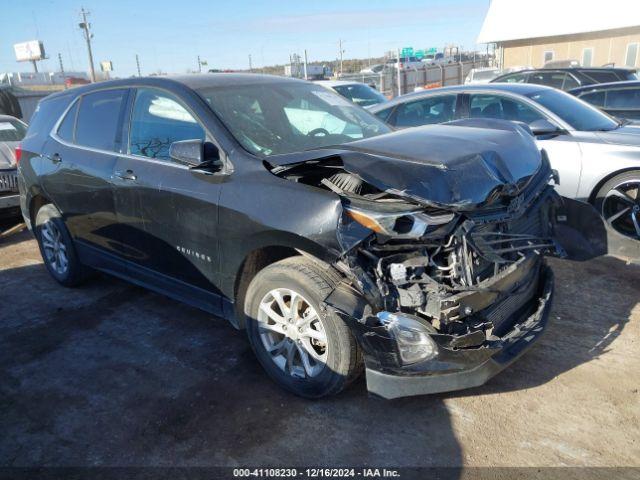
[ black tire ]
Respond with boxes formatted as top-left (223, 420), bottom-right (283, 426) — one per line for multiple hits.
top-left (594, 170), bottom-right (640, 239)
top-left (35, 204), bottom-right (89, 287)
top-left (244, 256), bottom-right (363, 398)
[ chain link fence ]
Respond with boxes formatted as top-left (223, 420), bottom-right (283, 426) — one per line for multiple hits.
top-left (339, 60), bottom-right (489, 98)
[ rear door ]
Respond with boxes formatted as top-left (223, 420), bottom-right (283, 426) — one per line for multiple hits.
top-left (43, 88), bottom-right (129, 258)
top-left (112, 86), bottom-right (224, 313)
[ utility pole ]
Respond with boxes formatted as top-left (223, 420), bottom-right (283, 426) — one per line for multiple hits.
top-left (197, 55), bottom-right (202, 73)
top-left (303, 49), bottom-right (308, 80)
top-left (135, 54), bottom-right (141, 76)
top-left (248, 54), bottom-right (252, 72)
top-left (78, 7), bottom-right (96, 82)
top-left (338, 39), bottom-right (344, 77)
top-left (58, 53), bottom-right (67, 88)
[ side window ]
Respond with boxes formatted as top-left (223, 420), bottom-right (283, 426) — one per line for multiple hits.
top-left (75, 89), bottom-right (127, 151)
top-left (392, 95), bottom-right (456, 127)
top-left (56, 100), bottom-right (79, 142)
top-left (583, 70), bottom-right (619, 83)
top-left (579, 90), bottom-right (606, 107)
top-left (529, 71), bottom-right (565, 89)
top-left (469, 94), bottom-right (544, 125)
top-left (562, 74), bottom-right (580, 90)
top-left (582, 48), bottom-right (593, 67)
top-left (496, 72), bottom-right (527, 83)
top-left (625, 43), bottom-right (639, 67)
top-left (374, 107), bottom-right (395, 123)
top-left (605, 89), bottom-right (640, 109)
top-left (129, 88), bottom-right (205, 161)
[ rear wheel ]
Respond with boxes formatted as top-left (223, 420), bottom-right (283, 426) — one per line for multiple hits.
top-left (35, 204), bottom-right (89, 287)
top-left (244, 257), bottom-right (363, 398)
top-left (594, 171), bottom-right (640, 240)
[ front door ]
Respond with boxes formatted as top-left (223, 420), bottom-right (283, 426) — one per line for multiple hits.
top-left (113, 87), bottom-right (225, 313)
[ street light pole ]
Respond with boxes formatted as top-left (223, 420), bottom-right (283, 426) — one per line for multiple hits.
top-left (248, 54), bottom-right (253, 72)
top-left (135, 54), bottom-right (141, 77)
top-left (79, 7), bottom-right (96, 82)
top-left (338, 39), bottom-right (344, 77)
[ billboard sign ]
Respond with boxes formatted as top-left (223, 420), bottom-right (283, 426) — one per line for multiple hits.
top-left (14, 41), bottom-right (45, 62)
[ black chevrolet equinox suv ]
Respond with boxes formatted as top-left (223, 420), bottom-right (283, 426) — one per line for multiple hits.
top-left (17, 74), bottom-right (597, 398)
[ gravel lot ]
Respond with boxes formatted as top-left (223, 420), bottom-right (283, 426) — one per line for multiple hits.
top-left (1, 219), bottom-right (639, 469)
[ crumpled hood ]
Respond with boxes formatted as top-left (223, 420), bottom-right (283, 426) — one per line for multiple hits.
top-left (273, 121), bottom-right (543, 209)
top-left (0, 141), bottom-right (17, 169)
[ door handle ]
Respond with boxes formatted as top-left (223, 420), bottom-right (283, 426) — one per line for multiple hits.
top-left (114, 169), bottom-right (137, 181)
top-left (47, 153), bottom-right (62, 164)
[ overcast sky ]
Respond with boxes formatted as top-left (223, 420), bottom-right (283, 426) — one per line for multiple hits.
top-left (2, 0), bottom-right (490, 77)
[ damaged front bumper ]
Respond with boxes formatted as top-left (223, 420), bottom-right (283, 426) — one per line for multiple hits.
top-left (325, 256), bottom-right (553, 399)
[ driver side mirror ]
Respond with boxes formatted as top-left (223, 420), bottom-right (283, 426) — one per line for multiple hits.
top-left (529, 119), bottom-right (564, 136)
top-left (169, 139), bottom-right (221, 171)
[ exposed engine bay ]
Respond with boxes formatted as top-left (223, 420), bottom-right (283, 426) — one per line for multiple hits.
top-left (269, 150), bottom-right (562, 344)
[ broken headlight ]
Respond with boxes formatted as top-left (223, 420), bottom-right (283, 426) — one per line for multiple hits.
top-left (344, 198), bottom-right (455, 239)
top-left (377, 312), bottom-right (438, 364)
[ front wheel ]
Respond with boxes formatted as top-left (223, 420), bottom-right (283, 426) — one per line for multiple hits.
top-left (594, 170), bottom-right (640, 240)
top-left (244, 257), bottom-right (363, 398)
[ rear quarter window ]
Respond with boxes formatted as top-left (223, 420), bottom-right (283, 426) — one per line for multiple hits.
top-left (21, 94), bottom-right (74, 152)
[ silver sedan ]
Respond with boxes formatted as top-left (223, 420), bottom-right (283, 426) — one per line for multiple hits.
top-left (370, 84), bottom-right (640, 239)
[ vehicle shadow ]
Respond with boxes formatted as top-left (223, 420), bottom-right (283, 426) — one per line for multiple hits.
top-left (449, 255), bottom-right (639, 397)
top-left (0, 257), bottom-right (463, 471)
top-left (1, 233), bottom-right (637, 471)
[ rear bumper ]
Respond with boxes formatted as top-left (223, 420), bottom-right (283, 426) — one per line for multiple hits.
top-left (365, 266), bottom-right (553, 399)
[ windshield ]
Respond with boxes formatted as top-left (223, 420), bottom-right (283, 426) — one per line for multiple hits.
top-left (198, 82), bottom-right (391, 156)
top-left (526, 89), bottom-right (619, 131)
top-left (0, 119), bottom-right (27, 142)
top-left (332, 84), bottom-right (387, 107)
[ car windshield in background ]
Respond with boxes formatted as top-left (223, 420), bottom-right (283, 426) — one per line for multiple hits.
top-left (473, 70), bottom-right (499, 81)
top-left (526, 89), bottom-right (619, 131)
top-left (332, 84), bottom-right (387, 107)
top-left (198, 83), bottom-right (391, 156)
top-left (0, 120), bottom-right (27, 141)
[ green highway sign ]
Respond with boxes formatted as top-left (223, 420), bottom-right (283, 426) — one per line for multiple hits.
top-left (427, 47), bottom-right (437, 54)
top-left (401, 47), bottom-right (414, 58)
top-left (415, 49), bottom-right (425, 59)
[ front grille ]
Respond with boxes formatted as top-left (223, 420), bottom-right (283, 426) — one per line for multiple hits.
top-left (0, 170), bottom-right (18, 193)
top-left (469, 197), bottom-right (553, 263)
top-left (481, 267), bottom-right (540, 336)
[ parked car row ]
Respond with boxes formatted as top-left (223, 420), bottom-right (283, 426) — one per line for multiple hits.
top-left (490, 67), bottom-right (638, 91)
top-left (370, 83), bottom-right (640, 240)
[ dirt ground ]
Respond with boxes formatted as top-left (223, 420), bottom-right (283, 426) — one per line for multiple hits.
top-left (0, 219), bottom-right (639, 468)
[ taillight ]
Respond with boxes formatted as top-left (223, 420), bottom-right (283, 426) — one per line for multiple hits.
top-left (15, 144), bottom-right (22, 165)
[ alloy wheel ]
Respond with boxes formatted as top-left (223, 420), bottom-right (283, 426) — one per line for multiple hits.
top-left (41, 221), bottom-right (69, 275)
top-left (602, 179), bottom-right (640, 239)
top-left (257, 288), bottom-right (328, 379)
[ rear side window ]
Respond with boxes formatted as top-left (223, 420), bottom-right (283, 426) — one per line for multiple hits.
top-left (579, 90), bottom-right (605, 107)
top-left (391, 95), bottom-right (456, 127)
top-left (582, 71), bottom-right (620, 83)
top-left (605, 89), bottom-right (640, 109)
top-left (129, 88), bottom-right (205, 161)
top-left (374, 106), bottom-right (395, 123)
top-left (75, 89), bottom-right (127, 151)
top-left (529, 71), bottom-right (566, 89)
top-left (56, 100), bottom-right (79, 142)
top-left (495, 72), bottom-right (527, 83)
